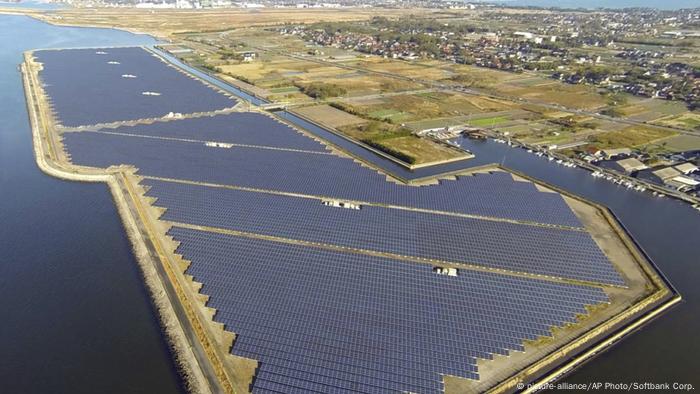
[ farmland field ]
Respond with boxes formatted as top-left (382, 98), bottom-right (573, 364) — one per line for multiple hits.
top-left (588, 125), bottom-right (677, 149)
top-left (649, 134), bottom-right (700, 152)
top-left (652, 112), bottom-right (700, 130)
top-left (293, 104), bottom-right (367, 128)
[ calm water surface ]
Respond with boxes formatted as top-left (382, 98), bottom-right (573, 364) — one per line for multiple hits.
top-left (0, 15), bottom-right (184, 394)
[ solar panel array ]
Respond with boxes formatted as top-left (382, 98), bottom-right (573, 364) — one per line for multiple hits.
top-left (101, 113), bottom-right (328, 152)
top-left (35, 47), bottom-right (236, 127)
top-left (45, 47), bottom-right (623, 392)
top-left (64, 130), bottom-right (582, 227)
top-left (170, 227), bottom-right (610, 394)
top-left (144, 178), bottom-right (624, 285)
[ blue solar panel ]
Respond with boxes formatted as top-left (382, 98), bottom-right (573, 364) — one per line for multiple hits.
top-left (169, 227), bottom-right (609, 394)
top-left (63, 131), bottom-right (582, 227)
top-left (35, 47), bottom-right (237, 127)
top-left (97, 112), bottom-right (328, 152)
top-left (45, 46), bottom-right (622, 393)
top-left (144, 178), bottom-right (623, 285)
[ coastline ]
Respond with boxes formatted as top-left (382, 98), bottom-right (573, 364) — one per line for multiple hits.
top-left (21, 53), bottom-right (221, 394)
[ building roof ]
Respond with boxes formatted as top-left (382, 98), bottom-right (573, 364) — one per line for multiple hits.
top-left (666, 176), bottom-right (700, 190)
top-left (674, 162), bottom-right (698, 174)
top-left (652, 166), bottom-right (681, 180)
top-left (616, 157), bottom-right (647, 173)
top-left (601, 148), bottom-right (631, 158)
top-left (671, 176), bottom-right (700, 187)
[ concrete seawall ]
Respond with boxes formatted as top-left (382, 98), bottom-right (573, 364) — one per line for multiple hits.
top-left (21, 53), bottom-right (225, 394)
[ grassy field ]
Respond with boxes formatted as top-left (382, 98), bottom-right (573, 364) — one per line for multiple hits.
top-left (336, 92), bottom-right (512, 125)
top-left (468, 116), bottom-right (509, 127)
top-left (587, 125), bottom-right (677, 150)
top-left (437, 62), bottom-right (607, 110)
top-left (648, 134), bottom-right (700, 152)
top-left (217, 55), bottom-right (422, 100)
top-left (378, 136), bottom-right (467, 165)
top-left (652, 112), bottom-right (700, 131)
top-left (404, 116), bottom-right (473, 131)
top-left (495, 80), bottom-right (606, 110)
top-left (351, 58), bottom-right (453, 81)
top-left (337, 121), bottom-right (467, 165)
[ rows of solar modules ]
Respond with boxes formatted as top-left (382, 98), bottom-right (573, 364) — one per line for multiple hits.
top-left (145, 179), bottom-right (623, 285)
top-left (97, 113), bottom-right (329, 153)
top-left (35, 47), bottom-right (237, 127)
top-left (64, 131), bottom-right (582, 227)
top-left (169, 227), bottom-right (610, 394)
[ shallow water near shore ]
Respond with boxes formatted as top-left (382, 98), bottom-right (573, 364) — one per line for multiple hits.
top-left (0, 14), bottom-right (184, 393)
top-left (1, 12), bottom-right (699, 393)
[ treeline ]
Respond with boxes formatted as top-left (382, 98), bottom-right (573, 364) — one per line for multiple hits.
top-left (295, 82), bottom-right (347, 99)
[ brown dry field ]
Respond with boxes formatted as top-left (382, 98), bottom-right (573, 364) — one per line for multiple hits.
top-left (589, 125), bottom-right (678, 149)
top-left (381, 136), bottom-right (467, 164)
top-left (354, 58), bottom-right (453, 81)
top-left (494, 79), bottom-right (606, 110)
top-left (294, 104), bottom-right (367, 128)
top-left (32, 8), bottom-right (441, 37)
top-left (219, 56), bottom-right (422, 97)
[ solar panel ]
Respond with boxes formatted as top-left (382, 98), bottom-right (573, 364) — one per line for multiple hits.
top-left (64, 131), bottom-right (583, 227)
top-left (144, 178), bottom-right (623, 285)
top-left (169, 227), bottom-right (610, 394)
top-left (44, 46), bottom-right (622, 393)
top-left (98, 112), bottom-right (328, 152)
top-left (35, 47), bottom-right (237, 127)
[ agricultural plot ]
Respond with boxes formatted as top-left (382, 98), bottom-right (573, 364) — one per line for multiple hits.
top-left (293, 104), bottom-right (367, 128)
top-left (468, 116), bottom-right (510, 127)
top-left (217, 55), bottom-right (422, 99)
top-left (588, 125), bottom-right (677, 150)
top-left (492, 79), bottom-right (606, 110)
top-left (440, 63), bottom-right (523, 88)
top-left (651, 111), bottom-right (700, 131)
top-left (405, 116), bottom-right (475, 131)
top-left (339, 92), bottom-right (514, 126)
top-left (619, 99), bottom-right (689, 123)
top-left (648, 134), bottom-right (700, 152)
top-left (353, 57), bottom-right (454, 81)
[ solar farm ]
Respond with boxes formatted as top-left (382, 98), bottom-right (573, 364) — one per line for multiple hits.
top-left (23, 46), bottom-right (675, 393)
